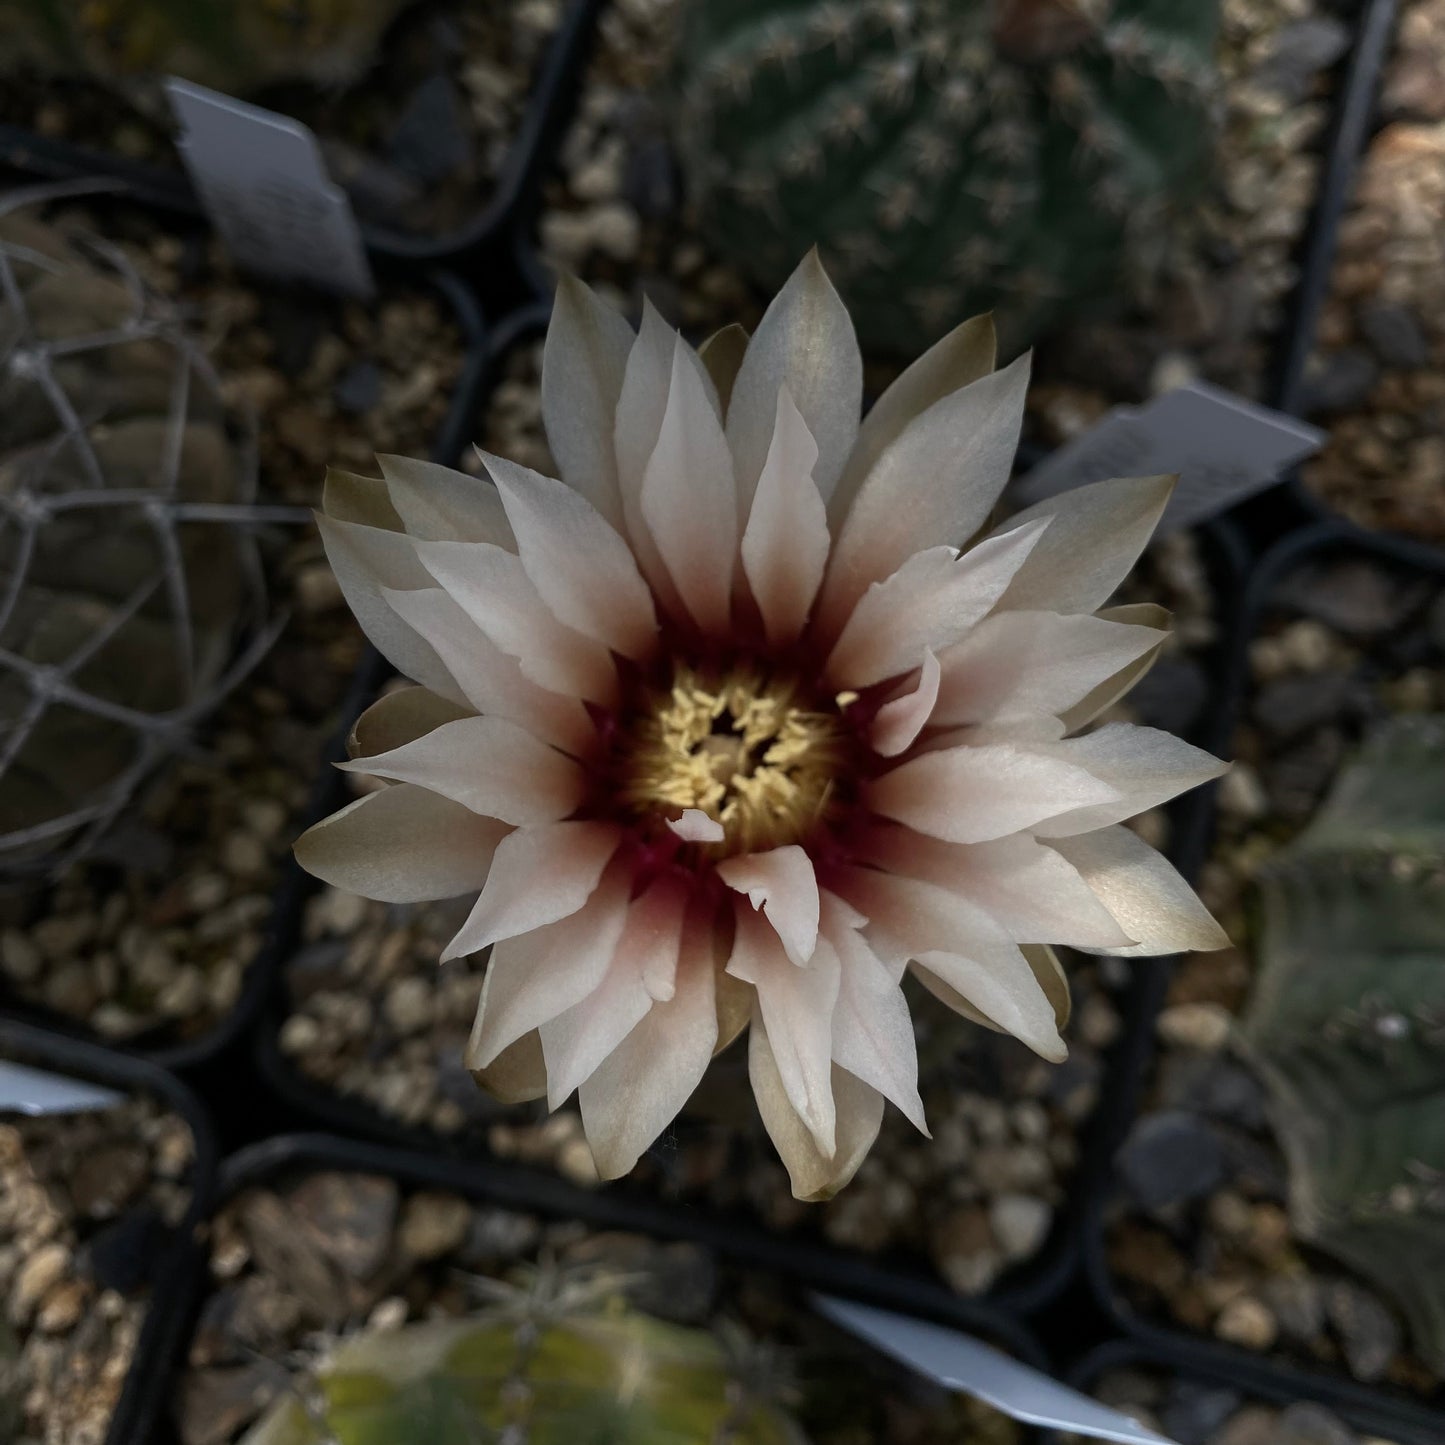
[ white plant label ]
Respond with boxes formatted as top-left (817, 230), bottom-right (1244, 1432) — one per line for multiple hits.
top-left (1011, 380), bottom-right (1325, 535)
top-left (815, 1295), bottom-right (1177, 1445)
top-left (167, 79), bottom-right (374, 299)
top-left (0, 1060), bottom-right (125, 1116)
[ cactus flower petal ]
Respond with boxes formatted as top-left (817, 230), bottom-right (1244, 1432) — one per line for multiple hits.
top-left (300, 253), bottom-right (1227, 1197)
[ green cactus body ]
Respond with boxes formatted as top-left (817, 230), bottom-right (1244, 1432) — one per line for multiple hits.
top-left (241, 1284), bottom-right (808, 1445)
top-left (673, 0), bottom-right (1221, 355)
top-left (0, 0), bottom-right (411, 93)
top-left (1240, 715), bottom-right (1445, 1371)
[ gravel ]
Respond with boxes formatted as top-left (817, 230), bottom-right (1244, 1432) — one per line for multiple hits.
top-left (0, 1091), bottom-right (195, 1445)
top-left (176, 1165), bottom-right (1022, 1445)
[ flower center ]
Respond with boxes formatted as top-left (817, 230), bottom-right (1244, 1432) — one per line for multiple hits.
top-left (619, 664), bottom-right (846, 855)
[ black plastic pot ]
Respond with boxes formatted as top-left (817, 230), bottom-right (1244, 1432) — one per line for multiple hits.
top-left (1049, 1338), bottom-right (1438, 1445)
top-left (0, 0), bottom-right (603, 293)
top-left (0, 1018), bottom-right (219, 1445)
top-left (0, 201), bottom-right (492, 1076)
top-left (1082, 519), bottom-right (1445, 1432)
top-left (159, 1129), bottom-right (1047, 1444)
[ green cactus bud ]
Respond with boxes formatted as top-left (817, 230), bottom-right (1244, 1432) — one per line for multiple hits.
top-left (1240, 716), bottom-right (1445, 1372)
top-left (671, 0), bottom-right (1222, 356)
top-left (241, 1265), bottom-right (808, 1445)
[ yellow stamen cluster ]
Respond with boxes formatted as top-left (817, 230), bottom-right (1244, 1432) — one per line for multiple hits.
top-left (621, 665), bottom-right (847, 854)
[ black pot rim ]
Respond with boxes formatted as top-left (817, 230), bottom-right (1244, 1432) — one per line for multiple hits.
top-left (0, 1018), bottom-right (220, 1445)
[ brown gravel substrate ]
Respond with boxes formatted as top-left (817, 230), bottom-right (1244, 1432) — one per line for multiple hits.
top-left (534, 0), bottom-right (1352, 433)
top-left (1075, 1364), bottom-right (1406, 1444)
top-left (0, 204), bottom-right (466, 1048)
top-left (1298, 0), bottom-right (1445, 541)
top-left (0, 1091), bottom-right (196, 1445)
top-left (175, 1162), bottom-right (1023, 1445)
top-left (1105, 544), bottom-right (1445, 1397)
top-left (0, 1), bottom-right (561, 237)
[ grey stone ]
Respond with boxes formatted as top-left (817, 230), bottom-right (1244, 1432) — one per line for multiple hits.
top-left (1267, 729), bottom-right (1347, 821)
top-left (1260, 1273), bottom-right (1327, 1346)
top-left (1158, 1055), bottom-right (1269, 1131)
top-left (1255, 17), bottom-right (1352, 100)
top-left (1298, 348), bottom-right (1380, 415)
top-left (1159, 1381), bottom-right (1244, 1445)
top-left (1274, 561), bottom-right (1420, 639)
top-left (1116, 1111), bottom-right (1225, 1213)
top-left (1357, 299), bottom-right (1431, 369)
top-left (388, 74), bottom-right (473, 184)
top-left (334, 360), bottom-right (382, 415)
top-left (1125, 656), bottom-right (1210, 734)
top-left (1252, 669), bottom-right (1360, 739)
top-left (176, 1362), bottom-right (284, 1445)
top-left (1325, 1278), bottom-right (1402, 1382)
top-left (287, 1171), bottom-right (399, 1280)
top-left (1277, 1401), bottom-right (1356, 1445)
top-left (458, 1207), bottom-right (542, 1268)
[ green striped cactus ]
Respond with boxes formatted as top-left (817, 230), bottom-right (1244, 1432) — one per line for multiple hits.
top-left (1241, 716), bottom-right (1445, 1371)
top-left (241, 1266), bottom-right (807, 1445)
top-left (672, 0), bottom-right (1221, 355)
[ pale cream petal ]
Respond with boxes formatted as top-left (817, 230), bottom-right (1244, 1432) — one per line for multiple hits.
top-left (378, 454), bottom-right (515, 547)
top-left (640, 335), bottom-right (739, 633)
top-left (441, 820), bottom-right (622, 960)
top-left (347, 687), bottom-right (471, 760)
top-left (541, 272), bottom-right (636, 530)
top-left (469, 861), bottom-right (633, 1066)
top-left (992, 474), bottom-right (1175, 615)
top-left (324, 467), bottom-right (403, 528)
top-left (749, 1021), bottom-right (884, 1201)
top-left (294, 784), bottom-right (508, 903)
top-left (612, 302), bottom-right (703, 621)
top-left (739, 387), bottom-right (830, 645)
top-left (817, 352), bottom-right (1031, 637)
top-left (1046, 825), bottom-right (1231, 956)
top-left (857, 827), bottom-right (1132, 948)
top-left (716, 844), bottom-right (820, 966)
top-left (340, 716), bottom-right (585, 825)
top-left (466, 1027), bottom-right (547, 1104)
top-left (540, 874), bottom-right (689, 1106)
top-left (414, 538), bottom-right (619, 706)
top-left (869, 652), bottom-right (941, 759)
top-left (823, 895), bottom-right (927, 1134)
top-left (826, 519), bottom-right (1048, 689)
top-left (1023, 944), bottom-right (1072, 1031)
top-left (933, 610), bottom-right (1167, 729)
top-left (829, 313), bottom-right (996, 527)
top-left (727, 904), bottom-right (839, 1155)
top-left (1059, 603), bottom-right (1171, 732)
top-left (315, 512), bottom-right (467, 706)
top-left (1025, 724), bottom-right (1229, 837)
top-left (726, 249), bottom-right (861, 515)
top-left (480, 449), bottom-right (658, 660)
top-left (697, 322), bottom-right (750, 417)
top-left (381, 587), bottom-right (594, 757)
top-left (913, 947), bottom-right (1067, 1062)
top-left (865, 740), bottom-right (1120, 844)
top-left (666, 809), bottom-right (725, 843)
top-left (579, 904), bottom-right (719, 1178)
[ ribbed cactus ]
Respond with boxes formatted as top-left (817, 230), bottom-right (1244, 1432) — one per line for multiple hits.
top-left (1240, 715), bottom-right (1445, 1371)
top-left (672, 0), bottom-right (1221, 355)
top-left (0, 199), bottom-right (277, 878)
top-left (241, 1265), bottom-right (807, 1445)
top-left (0, 0), bottom-right (411, 93)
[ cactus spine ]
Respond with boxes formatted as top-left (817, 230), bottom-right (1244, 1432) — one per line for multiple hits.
top-left (672, 0), bottom-right (1222, 356)
top-left (1241, 715), bottom-right (1445, 1371)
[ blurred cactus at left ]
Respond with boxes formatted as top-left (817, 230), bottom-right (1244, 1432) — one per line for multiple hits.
top-left (1240, 715), bottom-right (1445, 1371)
top-left (0, 0), bottom-right (412, 94)
top-left (240, 1264), bottom-right (807, 1445)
